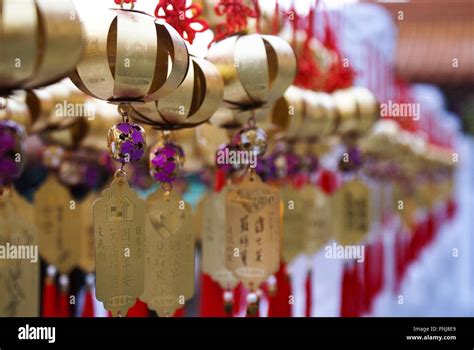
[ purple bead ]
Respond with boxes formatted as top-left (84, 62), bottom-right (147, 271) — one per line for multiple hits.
top-left (262, 148), bottom-right (302, 180)
top-left (117, 122), bottom-right (133, 134)
top-left (215, 143), bottom-right (243, 174)
top-left (233, 126), bottom-right (268, 157)
top-left (338, 147), bottom-right (363, 172)
top-left (0, 120), bottom-right (25, 185)
top-left (303, 154), bottom-right (319, 174)
top-left (149, 141), bottom-right (184, 184)
top-left (121, 140), bottom-right (134, 155)
top-left (107, 122), bottom-right (146, 163)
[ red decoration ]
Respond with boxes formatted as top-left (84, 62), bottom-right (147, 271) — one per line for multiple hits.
top-left (304, 270), bottom-right (313, 317)
top-left (321, 9), bottom-right (355, 92)
top-left (173, 307), bottom-right (185, 317)
top-left (127, 299), bottom-right (150, 317)
top-left (42, 272), bottom-right (57, 317)
top-left (200, 273), bottom-right (227, 317)
top-left (155, 0), bottom-right (209, 44)
top-left (293, 4), bottom-right (323, 90)
top-left (114, 0), bottom-right (137, 5)
top-left (213, 0), bottom-right (258, 43)
top-left (324, 56), bottom-right (356, 93)
top-left (58, 289), bottom-right (70, 317)
top-left (294, 44), bottom-right (323, 90)
top-left (81, 289), bottom-right (95, 317)
top-left (214, 168), bottom-right (226, 193)
top-left (267, 263), bottom-right (292, 317)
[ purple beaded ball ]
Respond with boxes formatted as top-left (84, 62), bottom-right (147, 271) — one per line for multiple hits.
top-left (149, 141), bottom-right (184, 184)
top-left (0, 120), bottom-right (26, 185)
top-left (338, 147), bottom-right (363, 173)
top-left (107, 122), bottom-right (146, 163)
top-left (265, 149), bottom-right (301, 180)
top-left (233, 126), bottom-right (268, 157)
top-left (215, 143), bottom-right (245, 174)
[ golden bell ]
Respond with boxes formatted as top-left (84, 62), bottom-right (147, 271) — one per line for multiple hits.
top-left (0, 0), bottom-right (83, 93)
top-left (300, 90), bottom-right (337, 141)
top-left (360, 119), bottom-right (400, 159)
top-left (350, 86), bottom-right (379, 134)
top-left (332, 88), bottom-right (358, 136)
top-left (206, 33), bottom-right (296, 109)
top-left (70, 8), bottom-right (189, 104)
top-left (278, 86), bottom-right (306, 140)
top-left (130, 57), bottom-right (224, 129)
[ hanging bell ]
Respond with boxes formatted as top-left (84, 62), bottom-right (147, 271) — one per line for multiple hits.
top-left (70, 8), bottom-right (189, 104)
top-left (300, 91), bottom-right (338, 141)
top-left (206, 33), bottom-right (296, 109)
top-left (129, 57), bottom-right (223, 129)
top-left (0, 0), bottom-right (83, 94)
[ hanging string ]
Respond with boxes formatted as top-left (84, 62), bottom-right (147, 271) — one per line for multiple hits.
top-left (320, 3), bottom-right (355, 92)
top-left (154, 0), bottom-right (209, 44)
top-left (293, 2), bottom-right (322, 90)
top-left (271, 1), bottom-right (280, 35)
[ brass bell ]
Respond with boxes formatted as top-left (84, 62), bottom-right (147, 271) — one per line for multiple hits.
top-left (206, 33), bottom-right (296, 109)
top-left (70, 8), bottom-right (189, 104)
top-left (130, 57), bottom-right (224, 129)
top-left (0, 0), bottom-right (83, 93)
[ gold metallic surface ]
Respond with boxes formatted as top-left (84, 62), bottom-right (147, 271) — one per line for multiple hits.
top-left (202, 189), bottom-right (238, 290)
top-left (0, 190), bottom-right (39, 317)
top-left (206, 33), bottom-right (296, 110)
top-left (225, 173), bottom-right (281, 291)
top-left (71, 9), bottom-right (188, 104)
top-left (0, 0), bottom-right (83, 92)
top-left (93, 174), bottom-right (145, 317)
top-left (130, 57), bottom-right (223, 129)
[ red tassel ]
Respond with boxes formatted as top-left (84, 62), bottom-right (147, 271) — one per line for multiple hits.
top-left (355, 261), bottom-right (364, 316)
top-left (340, 263), bottom-right (350, 317)
top-left (42, 265), bottom-right (58, 317)
top-left (233, 283), bottom-right (244, 316)
top-left (341, 263), bottom-right (363, 317)
top-left (267, 263), bottom-right (292, 317)
top-left (214, 168), bottom-right (226, 193)
top-left (363, 244), bottom-right (372, 313)
top-left (58, 275), bottom-right (70, 317)
top-left (375, 239), bottom-right (385, 296)
top-left (127, 299), bottom-right (149, 317)
top-left (200, 273), bottom-right (227, 317)
top-left (81, 289), bottom-right (95, 317)
top-left (305, 270), bottom-right (313, 317)
top-left (173, 307), bottom-right (185, 317)
top-left (318, 169), bottom-right (339, 195)
top-left (81, 274), bottom-right (95, 317)
top-left (446, 199), bottom-right (457, 220)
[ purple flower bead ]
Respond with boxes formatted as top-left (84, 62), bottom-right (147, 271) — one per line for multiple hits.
top-left (107, 122), bottom-right (146, 163)
top-left (0, 120), bottom-right (25, 185)
top-left (149, 142), bottom-right (184, 184)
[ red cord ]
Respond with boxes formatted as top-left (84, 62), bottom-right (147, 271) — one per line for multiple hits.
top-left (212, 0), bottom-right (258, 43)
top-left (154, 0), bottom-right (209, 44)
